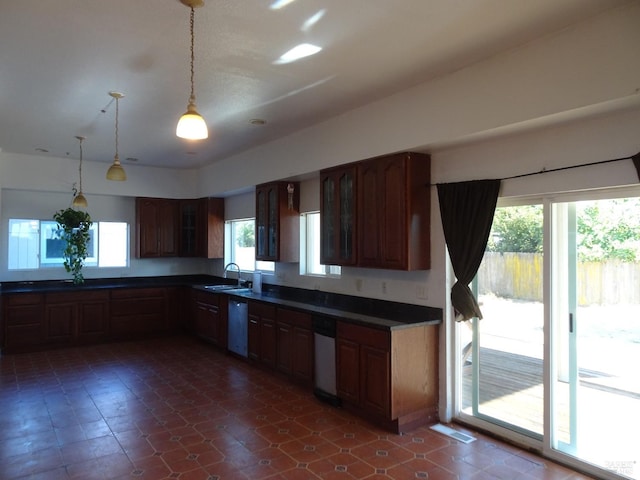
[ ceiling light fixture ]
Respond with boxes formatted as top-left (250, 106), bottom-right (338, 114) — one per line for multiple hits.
top-left (274, 43), bottom-right (322, 64)
top-left (106, 91), bottom-right (127, 181)
top-left (72, 136), bottom-right (88, 208)
top-left (176, 0), bottom-right (208, 140)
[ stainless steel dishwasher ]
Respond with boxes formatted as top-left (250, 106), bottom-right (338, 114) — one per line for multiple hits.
top-left (228, 299), bottom-right (248, 357)
top-left (312, 315), bottom-right (341, 406)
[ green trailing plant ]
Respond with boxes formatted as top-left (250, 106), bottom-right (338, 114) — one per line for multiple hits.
top-left (53, 206), bottom-right (93, 284)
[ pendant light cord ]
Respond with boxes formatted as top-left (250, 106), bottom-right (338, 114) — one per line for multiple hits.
top-left (189, 6), bottom-right (196, 102)
top-left (114, 96), bottom-right (119, 157)
top-left (78, 137), bottom-right (84, 192)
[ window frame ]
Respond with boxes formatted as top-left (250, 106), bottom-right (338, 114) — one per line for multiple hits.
top-left (8, 218), bottom-right (129, 271)
top-left (300, 211), bottom-right (341, 277)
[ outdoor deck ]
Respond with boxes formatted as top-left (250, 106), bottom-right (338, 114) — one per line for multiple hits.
top-left (461, 346), bottom-right (640, 477)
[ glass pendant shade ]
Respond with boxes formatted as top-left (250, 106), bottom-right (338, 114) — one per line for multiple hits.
top-left (106, 154), bottom-right (127, 181)
top-left (72, 192), bottom-right (88, 208)
top-left (176, 98), bottom-right (208, 140)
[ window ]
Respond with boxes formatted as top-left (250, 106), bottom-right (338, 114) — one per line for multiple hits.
top-left (40, 221), bottom-right (97, 266)
top-left (8, 219), bottom-right (129, 270)
top-left (300, 212), bottom-right (341, 276)
top-left (225, 219), bottom-right (274, 272)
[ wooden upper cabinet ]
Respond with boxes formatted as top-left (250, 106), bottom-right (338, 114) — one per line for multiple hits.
top-left (138, 196), bottom-right (223, 259)
top-left (321, 152), bottom-right (430, 271)
top-left (136, 197), bottom-right (179, 258)
top-left (255, 182), bottom-right (299, 262)
top-left (179, 197), bottom-right (224, 258)
top-left (179, 199), bottom-right (199, 257)
top-left (199, 197), bottom-right (224, 259)
top-left (320, 165), bottom-right (357, 266)
top-left (357, 152), bottom-right (431, 271)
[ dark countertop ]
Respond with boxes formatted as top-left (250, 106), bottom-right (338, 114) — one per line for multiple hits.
top-left (232, 289), bottom-right (440, 330)
top-left (2, 275), bottom-right (442, 331)
top-left (1, 274), bottom-right (219, 294)
top-left (193, 285), bottom-right (442, 331)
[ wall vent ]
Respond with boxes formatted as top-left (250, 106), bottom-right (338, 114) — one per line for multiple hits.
top-left (430, 423), bottom-right (476, 444)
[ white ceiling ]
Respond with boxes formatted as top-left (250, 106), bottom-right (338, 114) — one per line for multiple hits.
top-left (0, 0), bottom-right (631, 169)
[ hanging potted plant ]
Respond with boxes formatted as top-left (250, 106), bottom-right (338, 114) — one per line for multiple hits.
top-left (53, 190), bottom-right (93, 285)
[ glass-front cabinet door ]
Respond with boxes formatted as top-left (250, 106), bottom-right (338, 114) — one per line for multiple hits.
top-left (267, 186), bottom-right (278, 259)
top-left (255, 181), bottom-right (300, 263)
top-left (320, 165), bottom-right (357, 266)
top-left (256, 187), bottom-right (267, 259)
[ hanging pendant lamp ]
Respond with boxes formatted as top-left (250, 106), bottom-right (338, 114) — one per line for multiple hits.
top-left (106, 91), bottom-right (127, 181)
top-left (176, 0), bottom-right (208, 140)
top-left (72, 136), bottom-right (88, 208)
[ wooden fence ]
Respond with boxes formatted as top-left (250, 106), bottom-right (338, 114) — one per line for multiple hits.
top-left (477, 252), bottom-right (640, 305)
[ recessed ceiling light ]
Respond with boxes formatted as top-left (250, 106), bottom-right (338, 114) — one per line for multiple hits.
top-left (270, 0), bottom-right (296, 10)
top-left (250, 119), bottom-right (266, 126)
top-left (274, 43), bottom-right (322, 64)
top-left (302, 9), bottom-right (325, 31)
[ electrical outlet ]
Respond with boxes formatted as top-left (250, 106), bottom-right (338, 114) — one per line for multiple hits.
top-left (355, 279), bottom-right (363, 292)
top-left (382, 281), bottom-right (387, 294)
top-left (416, 285), bottom-right (428, 299)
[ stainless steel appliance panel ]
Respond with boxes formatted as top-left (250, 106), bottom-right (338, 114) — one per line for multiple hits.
top-left (228, 299), bottom-right (248, 357)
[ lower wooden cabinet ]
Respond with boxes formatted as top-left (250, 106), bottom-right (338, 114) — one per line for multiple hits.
top-left (2, 293), bottom-right (45, 352)
top-left (193, 290), bottom-right (227, 348)
top-left (337, 322), bottom-right (390, 416)
top-left (336, 320), bottom-right (439, 433)
top-left (2, 291), bottom-right (111, 353)
top-left (45, 290), bottom-right (109, 346)
top-left (276, 307), bottom-right (313, 386)
top-left (248, 302), bottom-right (314, 387)
top-left (110, 287), bottom-right (172, 338)
top-left (248, 300), bottom-right (277, 368)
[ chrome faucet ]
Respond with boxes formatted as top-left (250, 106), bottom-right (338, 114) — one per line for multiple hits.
top-left (223, 262), bottom-right (242, 286)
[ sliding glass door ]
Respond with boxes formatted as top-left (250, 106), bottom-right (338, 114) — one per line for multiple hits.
top-left (461, 204), bottom-right (544, 437)
top-left (458, 190), bottom-right (640, 479)
top-left (551, 197), bottom-right (640, 478)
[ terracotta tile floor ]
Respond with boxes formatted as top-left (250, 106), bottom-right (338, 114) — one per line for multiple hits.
top-left (0, 335), bottom-right (594, 479)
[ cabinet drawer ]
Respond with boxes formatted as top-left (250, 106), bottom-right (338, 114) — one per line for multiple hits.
top-left (110, 298), bottom-right (165, 316)
top-left (5, 293), bottom-right (44, 306)
top-left (249, 301), bottom-right (275, 319)
top-left (195, 290), bottom-right (221, 306)
top-left (277, 307), bottom-right (311, 329)
top-left (4, 304), bottom-right (43, 326)
top-left (46, 290), bottom-right (109, 303)
top-left (337, 321), bottom-right (389, 349)
top-left (111, 288), bottom-right (165, 300)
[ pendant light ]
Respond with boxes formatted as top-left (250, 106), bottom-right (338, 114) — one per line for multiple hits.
top-left (72, 136), bottom-right (88, 208)
top-left (176, 0), bottom-right (208, 140)
top-left (106, 91), bottom-right (127, 181)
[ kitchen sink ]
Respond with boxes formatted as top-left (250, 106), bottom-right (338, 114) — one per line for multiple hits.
top-left (202, 284), bottom-right (241, 291)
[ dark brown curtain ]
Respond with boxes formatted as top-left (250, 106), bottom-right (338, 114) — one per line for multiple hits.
top-left (633, 153), bottom-right (640, 182)
top-left (437, 179), bottom-right (501, 321)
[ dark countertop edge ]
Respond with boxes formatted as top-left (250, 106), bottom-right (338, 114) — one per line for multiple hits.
top-left (2, 275), bottom-right (443, 331)
top-left (0, 274), bottom-right (223, 294)
top-left (212, 288), bottom-right (442, 331)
